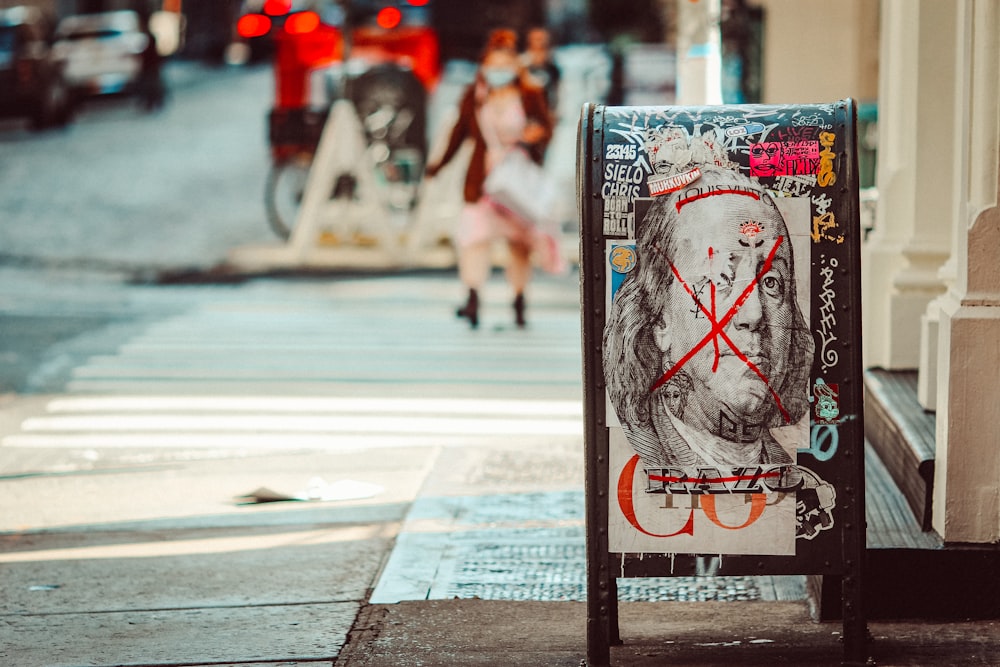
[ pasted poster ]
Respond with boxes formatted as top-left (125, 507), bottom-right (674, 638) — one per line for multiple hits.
top-left (599, 106), bottom-right (843, 555)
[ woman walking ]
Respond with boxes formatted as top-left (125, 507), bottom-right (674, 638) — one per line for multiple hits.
top-left (425, 29), bottom-right (554, 329)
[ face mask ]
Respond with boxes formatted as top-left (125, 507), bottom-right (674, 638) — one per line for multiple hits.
top-left (483, 67), bottom-right (517, 89)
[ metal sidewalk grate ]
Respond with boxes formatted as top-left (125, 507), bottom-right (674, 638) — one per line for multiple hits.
top-left (371, 490), bottom-right (803, 604)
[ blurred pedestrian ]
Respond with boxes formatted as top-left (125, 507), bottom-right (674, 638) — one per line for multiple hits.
top-left (138, 25), bottom-right (165, 112)
top-left (425, 29), bottom-right (554, 329)
top-left (522, 27), bottom-right (560, 120)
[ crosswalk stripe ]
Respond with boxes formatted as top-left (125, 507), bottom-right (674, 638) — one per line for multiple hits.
top-left (43, 396), bottom-right (583, 415)
top-left (19, 414), bottom-right (581, 435)
top-left (5, 280), bottom-right (586, 451)
top-left (2, 432), bottom-right (579, 450)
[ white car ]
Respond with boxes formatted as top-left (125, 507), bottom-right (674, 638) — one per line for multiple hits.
top-left (53, 10), bottom-right (148, 96)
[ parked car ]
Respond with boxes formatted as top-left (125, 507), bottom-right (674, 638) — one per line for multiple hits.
top-left (0, 6), bottom-right (72, 129)
top-left (52, 10), bottom-right (148, 98)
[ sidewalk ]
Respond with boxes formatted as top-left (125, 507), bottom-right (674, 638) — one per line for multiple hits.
top-left (336, 599), bottom-right (1000, 667)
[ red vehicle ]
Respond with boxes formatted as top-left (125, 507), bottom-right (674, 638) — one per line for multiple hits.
top-left (236, 0), bottom-right (439, 237)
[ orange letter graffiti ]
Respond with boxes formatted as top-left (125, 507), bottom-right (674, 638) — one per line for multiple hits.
top-left (700, 493), bottom-right (767, 530)
top-left (817, 131), bottom-right (837, 187)
top-left (617, 454), bottom-right (695, 537)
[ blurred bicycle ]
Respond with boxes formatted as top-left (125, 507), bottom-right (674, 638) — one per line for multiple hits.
top-left (246, 2), bottom-right (439, 239)
top-left (265, 64), bottom-right (427, 238)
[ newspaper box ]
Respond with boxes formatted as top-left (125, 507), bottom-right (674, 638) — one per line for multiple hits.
top-left (578, 100), bottom-right (867, 665)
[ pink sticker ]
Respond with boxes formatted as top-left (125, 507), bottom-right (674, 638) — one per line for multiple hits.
top-left (749, 140), bottom-right (821, 177)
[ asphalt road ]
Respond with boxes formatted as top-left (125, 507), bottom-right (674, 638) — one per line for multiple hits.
top-left (0, 61), bottom-right (285, 396)
top-left (0, 61), bottom-right (278, 274)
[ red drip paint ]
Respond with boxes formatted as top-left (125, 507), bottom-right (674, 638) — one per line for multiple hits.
top-left (676, 188), bottom-right (760, 212)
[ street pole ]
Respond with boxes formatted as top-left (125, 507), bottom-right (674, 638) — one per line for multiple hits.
top-left (675, 0), bottom-right (722, 105)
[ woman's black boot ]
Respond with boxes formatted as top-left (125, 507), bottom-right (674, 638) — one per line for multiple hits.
top-left (456, 288), bottom-right (479, 328)
top-left (513, 293), bottom-right (526, 328)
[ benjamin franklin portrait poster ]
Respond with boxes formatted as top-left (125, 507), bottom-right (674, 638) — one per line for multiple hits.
top-left (601, 109), bottom-right (823, 555)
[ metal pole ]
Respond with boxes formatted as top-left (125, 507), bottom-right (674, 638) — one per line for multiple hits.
top-left (675, 0), bottom-right (723, 105)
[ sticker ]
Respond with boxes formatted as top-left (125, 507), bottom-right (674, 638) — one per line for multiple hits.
top-left (749, 141), bottom-right (820, 178)
top-left (647, 166), bottom-right (702, 197)
top-left (794, 467), bottom-right (836, 540)
top-left (813, 379), bottom-right (840, 424)
top-left (724, 122), bottom-right (766, 138)
top-left (739, 220), bottom-right (764, 245)
top-left (609, 245), bottom-right (637, 274)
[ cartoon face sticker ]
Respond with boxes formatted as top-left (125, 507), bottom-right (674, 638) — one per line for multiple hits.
top-left (749, 142), bottom-right (783, 177)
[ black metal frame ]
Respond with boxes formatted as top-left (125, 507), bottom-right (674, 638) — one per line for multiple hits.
top-left (579, 100), bottom-right (868, 666)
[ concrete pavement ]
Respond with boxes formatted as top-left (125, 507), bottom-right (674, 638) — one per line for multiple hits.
top-left (336, 599), bottom-right (1000, 667)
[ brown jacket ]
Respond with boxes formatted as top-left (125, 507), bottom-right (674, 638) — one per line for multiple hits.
top-left (432, 80), bottom-right (553, 203)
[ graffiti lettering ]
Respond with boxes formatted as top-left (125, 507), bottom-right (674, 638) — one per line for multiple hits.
top-left (618, 454), bottom-right (696, 537)
top-left (618, 455), bottom-right (770, 536)
top-left (724, 122), bottom-right (766, 138)
top-left (644, 464), bottom-right (811, 495)
top-left (603, 197), bottom-right (632, 236)
top-left (774, 125), bottom-right (821, 142)
top-left (817, 257), bottom-right (839, 372)
top-left (812, 192), bottom-right (833, 216)
top-left (817, 131), bottom-right (837, 187)
top-left (798, 423), bottom-right (839, 462)
top-left (607, 121), bottom-right (655, 174)
top-left (675, 183), bottom-right (763, 211)
top-left (771, 174), bottom-right (816, 197)
top-left (606, 143), bottom-right (638, 161)
top-left (603, 162), bottom-right (646, 184)
top-left (604, 197), bottom-right (630, 213)
top-left (782, 141), bottom-right (821, 175)
top-left (602, 181), bottom-right (641, 198)
top-left (618, 456), bottom-right (831, 539)
top-left (811, 211), bottom-right (844, 244)
top-left (702, 494), bottom-right (767, 530)
top-left (792, 114), bottom-right (832, 130)
top-left (646, 466), bottom-right (778, 494)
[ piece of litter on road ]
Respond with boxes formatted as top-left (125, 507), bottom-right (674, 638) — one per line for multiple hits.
top-left (749, 638), bottom-right (774, 644)
top-left (694, 641), bottom-right (741, 647)
top-left (28, 584), bottom-right (61, 591)
top-left (235, 478), bottom-right (383, 505)
top-left (235, 487), bottom-right (300, 504)
top-left (296, 477), bottom-right (383, 502)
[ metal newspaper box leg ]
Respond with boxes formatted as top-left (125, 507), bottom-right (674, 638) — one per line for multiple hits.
top-left (579, 101), bottom-right (869, 666)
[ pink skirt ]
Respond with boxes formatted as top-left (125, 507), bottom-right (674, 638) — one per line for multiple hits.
top-left (454, 199), bottom-right (567, 274)
top-left (454, 199), bottom-right (535, 248)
